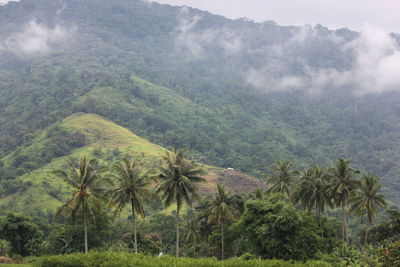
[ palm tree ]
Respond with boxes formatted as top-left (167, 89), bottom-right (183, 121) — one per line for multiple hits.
top-left (207, 184), bottom-right (236, 260)
top-left (109, 158), bottom-right (151, 253)
top-left (183, 210), bottom-right (200, 257)
top-left (266, 160), bottom-right (298, 203)
top-left (247, 187), bottom-right (265, 200)
top-left (350, 173), bottom-right (386, 245)
top-left (55, 155), bottom-right (108, 253)
top-left (296, 166), bottom-right (331, 232)
top-left (155, 148), bottom-right (206, 257)
top-left (329, 158), bottom-right (360, 244)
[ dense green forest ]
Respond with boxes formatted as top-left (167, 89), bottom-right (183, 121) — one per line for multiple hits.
top-left (0, 0), bottom-right (400, 204)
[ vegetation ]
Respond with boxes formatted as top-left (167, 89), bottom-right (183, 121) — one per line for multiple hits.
top-left (0, 0), bottom-right (398, 265)
top-left (0, 152), bottom-right (395, 266)
top-left (0, 0), bottom-right (400, 208)
top-left (33, 252), bottom-right (331, 267)
top-left (109, 158), bottom-right (151, 253)
top-left (155, 148), bottom-right (206, 257)
top-left (55, 156), bottom-right (109, 253)
top-left (207, 184), bottom-right (236, 260)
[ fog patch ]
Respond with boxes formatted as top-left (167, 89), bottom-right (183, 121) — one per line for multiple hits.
top-left (1, 21), bottom-right (73, 56)
top-left (175, 8), bottom-right (243, 59)
top-left (245, 24), bottom-right (400, 95)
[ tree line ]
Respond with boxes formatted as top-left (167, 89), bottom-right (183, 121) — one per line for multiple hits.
top-left (0, 148), bottom-right (397, 264)
top-left (53, 149), bottom-right (389, 259)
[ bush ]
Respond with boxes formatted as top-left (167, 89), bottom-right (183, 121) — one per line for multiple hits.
top-left (380, 240), bottom-right (400, 267)
top-left (34, 252), bottom-right (331, 267)
top-left (235, 198), bottom-right (322, 261)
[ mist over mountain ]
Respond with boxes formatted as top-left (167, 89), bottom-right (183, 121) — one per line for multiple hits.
top-left (1, 0), bottom-right (400, 204)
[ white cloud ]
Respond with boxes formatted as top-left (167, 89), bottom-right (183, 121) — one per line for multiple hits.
top-left (246, 24), bottom-right (400, 95)
top-left (175, 8), bottom-right (243, 59)
top-left (347, 24), bottom-right (400, 94)
top-left (1, 21), bottom-right (72, 56)
top-left (0, 0), bottom-right (19, 4)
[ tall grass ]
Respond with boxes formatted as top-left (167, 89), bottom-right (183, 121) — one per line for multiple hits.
top-left (34, 252), bottom-right (331, 267)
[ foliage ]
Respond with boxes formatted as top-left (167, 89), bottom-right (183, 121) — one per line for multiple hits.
top-left (329, 158), bottom-right (360, 244)
top-left (0, 0), bottom-right (400, 209)
top-left (320, 245), bottom-right (380, 267)
top-left (379, 240), bottom-right (400, 267)
top-left (369, 209), bottom-right (400, 243)
top-left (236, 198), bottom-right (321, 260)
top-left (350, 173), bottom-right (386, 245)
top-left (155, 148), bottom-right (206, 257)
top-left (33, 252), bottom-right (332, 267)
top-left (46, 209), bottom-right (113, 254)
top-left (55, 155), bottom-right (109, 253)
top-left (265, 160), bottom-right (297, 202)
top-left (207, 184), bottom-right (237, 260)
top-left (109, 158), bottom-right (151, 253)
top-left (0, 213), bottom-right (43, 256)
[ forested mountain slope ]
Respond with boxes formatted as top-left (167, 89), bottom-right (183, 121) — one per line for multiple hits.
top-left (0, 0), bottom-right (400, 203)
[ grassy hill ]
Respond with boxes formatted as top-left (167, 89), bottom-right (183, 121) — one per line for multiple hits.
top-left (0, 113), bottom-right (263, 215)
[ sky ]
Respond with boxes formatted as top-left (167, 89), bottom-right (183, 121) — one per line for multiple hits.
top-left (153, 0), bottom-right (400, 33)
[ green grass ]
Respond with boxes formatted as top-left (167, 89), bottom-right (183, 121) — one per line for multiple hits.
top-left (0, 113), bottom-right (262, 215)
top-left (34, 252), bottom-right (332, 267)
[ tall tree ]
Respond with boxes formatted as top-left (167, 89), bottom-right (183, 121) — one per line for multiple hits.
top-left (296, 166), bottom-right (331, 232)
top-left (265, 160), bottom-right (298, 203)
top-left (207, 184), bottom-right (236, 260)
top-left (109, 158), bottom-right (151, 253)
top-left (350, 173), bottom-right (386, 245)
top-left (183, 210), bottom-right (200, 257)
top-left (155, 148), bottom-right (205, 257)
top-left (329, 158), bottom-right (359, 244)
top-left (55, 155), bottom-right (107, 253)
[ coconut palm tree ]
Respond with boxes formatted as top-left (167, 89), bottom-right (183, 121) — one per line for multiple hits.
top-left (296, 166), bottom-right (331, 232)
top-left (155, 148), bottom-right (205, 257)
top-left (247, 187), bottom-right (266, 200)
top-left (207, 184), bottom-right (236, 260)
top-left (55, 155), bottom-right (108, 253)
top-left (329, 158), bottom-right (360, 244)
top-left (350, 173), bottom-right (386, 245)
top-left (109, 158), bottom-right (151, 253)
top-left (183, 210), bottom-right (200, 257)
top-left (265, 160), bottom-right (298, 203)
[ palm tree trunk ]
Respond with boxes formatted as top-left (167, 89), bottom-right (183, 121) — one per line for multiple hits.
top-left (176, 206), bottom-right (180, 258)
top-left (317, 208), bottom-right (324, 238)
top-left (221, 222), bottom-right (224, 260)
top-left (131, 199), bottom-right (138, 253)
top-left (344, 198), bottom-right (349, 244)
top-left (83, 200), bottom-right (88, 253)
top-left (364, 214), bottom-right (372, 246)
top-left (341, 200), bottom-right (346, 244)
top-left (193, 239), bottom-right (196, 257)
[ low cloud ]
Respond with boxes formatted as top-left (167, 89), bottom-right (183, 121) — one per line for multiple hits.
top-left (246, 24), bottom-right (400, 95)
top-left (1, 21), bottom-right (72, 56)
top-left (175, 7), bottom-right (243, 59)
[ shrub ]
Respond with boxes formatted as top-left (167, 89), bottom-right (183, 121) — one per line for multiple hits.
top-left (34, 252), bottom-right (332, 267)
top-left (380, 240), bottom-right (400, 267)
top-left (235, 199), bottom-right (321, 261)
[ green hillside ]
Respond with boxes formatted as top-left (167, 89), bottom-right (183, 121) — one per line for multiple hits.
top-left (0, 113), bottom-right (262, 215)
top-left (0, 0), bottom-right (399, 204)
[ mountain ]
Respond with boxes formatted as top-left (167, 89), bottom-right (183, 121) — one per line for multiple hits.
top-left (0, 113), bottom-right (263, 215)
top-left (0, 0), bottom-right (399, 205)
